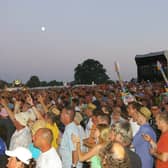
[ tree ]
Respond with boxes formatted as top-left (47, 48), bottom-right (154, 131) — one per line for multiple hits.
top-left (48, 80), bottom-right (63, 86)
top-left (0, 80), bottom-right (8, 89)
top-left (74, 59), bottom-right (109, 84)
top-left (26, 75), bottom-right (41, 88)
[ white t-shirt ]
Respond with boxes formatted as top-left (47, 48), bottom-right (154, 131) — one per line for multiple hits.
top-left (9, 126), bottom-right (32, 150)
top-left (36, 147), bottom-right (62, 168)
top-left (129, 118), bottom-right (140, 137)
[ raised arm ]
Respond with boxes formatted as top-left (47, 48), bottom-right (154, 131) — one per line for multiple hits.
top-left (26, 94), bottom-right (44, 120)
top-left (37, 94), bottom-right (49, 113)
top-left (72, 134), bottom-right (100, 162)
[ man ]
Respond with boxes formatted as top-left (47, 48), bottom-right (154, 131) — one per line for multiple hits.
top-left (143, 112), bottom-right (168, 168)
top-left (111, 121), bottom-right (142, 168)
top-left (33, 128), bottom-right (62, 168)
top-left (133, 106), bottom-right (156, 168)
top-left (59, 107), bottom-right (81, 168)
top-left (149, 106), bottom-right (161, 140)
top-left (111, 106), bottom-right (125, 125)
top-left (0, 99), bottom-right (32, 150)
top-left (80, 103), bottom-right (96, 136)
top-left (127, 102), bottom-right (140, 137)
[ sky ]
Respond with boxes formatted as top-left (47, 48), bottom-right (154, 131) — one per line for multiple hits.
top-left (1, 0), bottom-right (168, 83)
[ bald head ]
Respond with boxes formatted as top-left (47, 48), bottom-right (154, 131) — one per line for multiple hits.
top-left (33, 128), bottom-right (53, 150)
top-left (38, 128), bottom-right (53, 144)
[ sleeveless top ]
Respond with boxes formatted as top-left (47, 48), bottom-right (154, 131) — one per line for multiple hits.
top-left (90, 155), bottom-right (102, 168)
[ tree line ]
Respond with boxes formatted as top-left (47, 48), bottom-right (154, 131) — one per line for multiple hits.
top-left (0, 59), bottom-right (112, 89)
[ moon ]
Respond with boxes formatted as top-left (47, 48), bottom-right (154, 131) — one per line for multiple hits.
top-left (41, 26), bottom-right (46, 32)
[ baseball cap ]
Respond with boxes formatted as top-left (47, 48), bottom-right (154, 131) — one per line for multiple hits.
top-left (5, 147), bottom-right (32, 165)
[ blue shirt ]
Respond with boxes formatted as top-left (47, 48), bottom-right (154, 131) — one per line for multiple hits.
top-left (59, 122), bottom-right (82, 168)
top-left (133, 123), bottom-right (156, 168)
top-left (28, 143), bottom-right (41, 160)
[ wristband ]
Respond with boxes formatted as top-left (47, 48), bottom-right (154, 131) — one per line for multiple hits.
top-left (71, 164), bottom-right (76, 168)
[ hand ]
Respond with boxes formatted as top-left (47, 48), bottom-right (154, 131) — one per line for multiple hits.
top-left (142, 133), bottom-right (152, 142)
top-left (149, 147), bottom-right (157, 155)
top-left (71, 134), bottom-right (80, 144)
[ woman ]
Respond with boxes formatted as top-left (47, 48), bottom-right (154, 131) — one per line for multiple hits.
top-left (72, 124), bottom-right (111, 168)
top-left (99, 141), bottom-right (130, 168)
top-left (5, 147), bottom-right (35, 168)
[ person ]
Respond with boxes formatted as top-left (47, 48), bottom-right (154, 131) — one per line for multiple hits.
top-left (99, 141), bottom-right (130, 168)
top-left (5, 147), bottom-right (35, 168)
top-left (110, 106), bottom-right (125, 125)
top-left (133, 106), bottom-right (156, 168)
top-left (0, 134), bottom-right (7, 168)
top-left (111, 121), bottom-right (142, 168)
top-left (127, 102), bottom-right (140, 137)
top-left (143, 112), bottom-right (168, 168)
top-left (149, 106), bottom-right (161, 140)
top-left (26, 95), bottom-right (60, 149)
top-left (59, 107), bottom-right (81, 168)
top-left (28, 120), bottom-right (46, 160)
top-left (0, 98), bottom-right (32, 150)
top-left (33, 128), bottom-right (62, 168)
top-left (72, 124), bottom-right (111, 168)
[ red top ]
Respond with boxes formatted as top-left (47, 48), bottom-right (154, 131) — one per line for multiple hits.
top-left (156, 131), bottom-right (168, 168)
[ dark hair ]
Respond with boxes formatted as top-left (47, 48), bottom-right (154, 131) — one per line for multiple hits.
top-left (46, 112), bottom-right (56, 123)
top-left (127, 102), bottom-right (141, 111)
top-left (15, 158), bottom-right (36, 168)
top-left (63, 106), bottom-right (76, 121)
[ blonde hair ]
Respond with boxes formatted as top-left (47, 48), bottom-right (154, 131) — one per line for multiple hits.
top-left (97, 124), bottom-right (111, 143)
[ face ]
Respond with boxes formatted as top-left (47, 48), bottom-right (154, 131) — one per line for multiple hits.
top-left (33, 129), bottom-right (42, 148)
top-left (85, 109), bottom-right (92, 117)
top-left (109, 129), bottom-right (116, 142)
top-left (112, 112), bottom-right (120, 121)
top-left (136, 113), bottom-right (145, 125)
top-left (60, 108), bottom-right (70, 125)
top-left (7, 157), bottom-right (22, 168)
top-left (114, 133), bottom-right (123, 144)
top-left (155, 115), bottom-right (162, 130)
top-left (151, 106), bottom-right (160, 117)
top-left (127, 105), bottom-right (135, 117)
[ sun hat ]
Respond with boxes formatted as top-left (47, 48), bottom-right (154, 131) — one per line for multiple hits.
top-left (14, 109), bottom-right (36, 126)
top-left (139, 107), bottom-right (151, 120)
top-left (5, 147), bottom-right (32, 165)
top-left (87, 103), bottom-right (96, 110)
top-left (31, 120), bottom-right (46, 135)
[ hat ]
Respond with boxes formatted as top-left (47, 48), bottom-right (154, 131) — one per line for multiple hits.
top-left (139, 107), bottom-right (151, 120)
top-left (31, 120), bottom-right (46, 135)
top-left (86, 103), bottom-right (96, 110)
top-left (15, 109), bottom-right (36, 126)
top-left (49, 106), bottom-right (60, 116)
top-left (74, 112), bottom-right (83, 124)
top-left (5, 147), bottom-right (32, 165)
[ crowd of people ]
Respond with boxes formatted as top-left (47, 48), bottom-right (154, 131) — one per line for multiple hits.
top-left (0, 81), bottom-right (168, 168)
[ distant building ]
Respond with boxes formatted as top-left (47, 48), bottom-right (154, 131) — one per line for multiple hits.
top-left (135, 50), bottom-right (168, 82)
